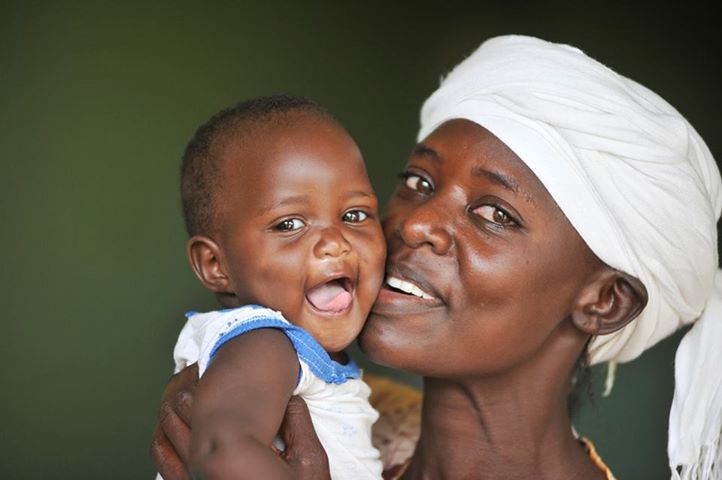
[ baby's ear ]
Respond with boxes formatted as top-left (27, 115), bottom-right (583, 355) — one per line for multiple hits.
top-left (187, 235), bottom-right (233, 294)
top-left (571, 267), bottom-right (648, 336)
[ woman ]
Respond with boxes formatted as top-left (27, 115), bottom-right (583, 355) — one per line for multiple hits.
top-left (151, 35), bottom-right (722, 479)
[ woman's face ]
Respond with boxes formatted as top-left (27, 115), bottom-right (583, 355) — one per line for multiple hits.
top-left (358, 119), bottom-right (602, 377)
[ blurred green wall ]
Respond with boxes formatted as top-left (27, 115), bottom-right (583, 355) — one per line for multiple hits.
top-left (1, 1), bottom-right (719, 478)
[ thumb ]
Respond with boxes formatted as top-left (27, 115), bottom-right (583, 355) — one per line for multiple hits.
top-left (277, 396), bottom-right (330, 480)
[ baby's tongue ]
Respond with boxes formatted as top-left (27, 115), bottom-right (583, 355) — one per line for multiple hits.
top-left (306, 280), bottom-right (352, 313)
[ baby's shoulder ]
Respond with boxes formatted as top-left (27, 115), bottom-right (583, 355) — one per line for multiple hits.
top-left (186, 304), bottom-right (288, 328)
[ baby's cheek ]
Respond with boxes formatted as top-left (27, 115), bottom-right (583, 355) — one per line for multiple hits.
top-left (370, 228), bottom-right (388, 266)
top-left (364, 249), bottom-right (385, 285)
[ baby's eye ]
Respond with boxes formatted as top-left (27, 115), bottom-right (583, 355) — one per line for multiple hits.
top-left (343, 210), bottom-right (369, 223)
top-left (403, 174), bottom-right (433, 195)
top-left (275, 218), bottom-right (306, 232)
top-left (473, 205), bottom-right (515, 226)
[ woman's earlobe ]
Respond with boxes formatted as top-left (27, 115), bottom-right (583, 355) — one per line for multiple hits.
top-left (187, 235), bottom-right (232, 294)
top-left (572, 268), bottom-right (648, 336)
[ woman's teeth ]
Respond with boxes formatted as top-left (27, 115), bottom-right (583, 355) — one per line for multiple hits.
top-left (386, 276), bottom-right (435, 300)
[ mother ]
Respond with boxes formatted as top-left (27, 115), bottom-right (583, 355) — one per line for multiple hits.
top-left (152, 35), bottom-right (722, 479)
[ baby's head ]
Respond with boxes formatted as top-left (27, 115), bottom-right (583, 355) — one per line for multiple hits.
top-left (180, 95), bottom-right (386, 353)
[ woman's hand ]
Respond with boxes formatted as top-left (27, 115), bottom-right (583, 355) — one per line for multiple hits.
top-left (150, 364), bottom-right (198, 480)
top-left (149, 364), bottom-right (330, 480)
top-left (276, 396), bottom-right (330, 480)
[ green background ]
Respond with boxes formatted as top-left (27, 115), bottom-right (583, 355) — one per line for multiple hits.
top-left (1, 2), bottom-right (719, 478)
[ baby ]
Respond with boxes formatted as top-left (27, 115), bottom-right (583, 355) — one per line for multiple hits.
top-left (163, 95), bottom-right (386, 479)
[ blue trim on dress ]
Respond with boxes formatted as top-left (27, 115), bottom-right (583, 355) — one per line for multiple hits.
top-left (201, 305), bottom-right (360, 385)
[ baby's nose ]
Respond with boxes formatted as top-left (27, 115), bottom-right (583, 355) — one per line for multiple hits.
top-left (313, 227), bottom-right (352, 258)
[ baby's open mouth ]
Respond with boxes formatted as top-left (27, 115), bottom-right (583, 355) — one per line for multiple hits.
top-left (306, 277), bottom-right (353, 314)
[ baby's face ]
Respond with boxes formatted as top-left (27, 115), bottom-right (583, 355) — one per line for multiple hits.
top-left (214, 113), bottom-right (386, 354)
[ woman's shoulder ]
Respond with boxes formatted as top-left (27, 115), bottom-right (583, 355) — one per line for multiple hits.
top-left (364, 373), bottom-right (422, 479)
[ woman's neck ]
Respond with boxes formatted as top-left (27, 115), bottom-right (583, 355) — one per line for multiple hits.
top-left (401, 325), bottom-right (605, 479)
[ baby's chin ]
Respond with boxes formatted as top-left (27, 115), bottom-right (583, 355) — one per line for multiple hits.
top-left (315, 328), bottom-right (362, 355)
top-left (308, 314), bottom-right (368, 354)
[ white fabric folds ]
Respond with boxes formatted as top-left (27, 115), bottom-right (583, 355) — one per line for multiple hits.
top-left (417, 35), bottom-right (721, 479)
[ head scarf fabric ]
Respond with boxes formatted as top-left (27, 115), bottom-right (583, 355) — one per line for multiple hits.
top-left (418, 35), bottom-right (721, 479)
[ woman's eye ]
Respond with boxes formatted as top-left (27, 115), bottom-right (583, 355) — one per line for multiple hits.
top-left (343, 210), bottom-right (368, 223)
top-left (275, 218), bottom-right (306, 232)
top-left (474, 205), bottom-right (514, 226)
top-left (403, 174), bottom-right (433, 194)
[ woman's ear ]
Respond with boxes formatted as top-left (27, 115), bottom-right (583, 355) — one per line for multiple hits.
top-left (187, 235), bottom-right (233, 294)
top-left (571, 267), bottom-right (648, 336)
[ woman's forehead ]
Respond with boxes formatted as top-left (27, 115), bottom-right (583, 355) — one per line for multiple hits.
top-left (416, 119), bottom-right (550, 204)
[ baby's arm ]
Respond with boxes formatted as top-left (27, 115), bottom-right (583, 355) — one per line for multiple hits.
top-left (189, 328), bottom-right (300, 480)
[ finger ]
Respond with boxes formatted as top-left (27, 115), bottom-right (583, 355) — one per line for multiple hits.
top-left (170, 387), bottom-right (194, 429)
top-left (278, 396), bottom-right (315, 449)
top-left (278, 396), bottom-right (330, 479)
top-left (150, 426), bottom-right (191, 480)
top-left (162, 364), bottom-right (198, 425)
top-left (158, 394), bottom-right (193, 465)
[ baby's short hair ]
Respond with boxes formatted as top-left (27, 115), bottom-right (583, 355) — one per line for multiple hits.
top-left (180, 94), bottom-right (335, 236)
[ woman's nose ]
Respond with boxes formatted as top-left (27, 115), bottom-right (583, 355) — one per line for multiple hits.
top-left (313, 227), bottom-right (352, 258)
top-left (396, 200), bottom-right (453, 255)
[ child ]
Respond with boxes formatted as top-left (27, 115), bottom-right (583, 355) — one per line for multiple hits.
top-left (166, 95), bottom-right (387, 479)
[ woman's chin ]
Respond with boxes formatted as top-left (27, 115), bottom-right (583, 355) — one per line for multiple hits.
top-left (358, 313), bottom-right (395, 362)
top-left (358, 313), bottom-right (419, 371)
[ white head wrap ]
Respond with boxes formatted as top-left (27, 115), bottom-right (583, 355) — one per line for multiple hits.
top-left (418, 35), bottom-right (722, 479)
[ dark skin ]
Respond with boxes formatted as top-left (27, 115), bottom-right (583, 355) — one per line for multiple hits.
top-left (150, 364), bottom-right (330, 480)
top-left (152, 119), bottom-right (647, 479)
top-left (177, 111), bottom-right (386, 479)
top-left (361, 119), bottom-right (646, 479)
top-left (190, 112), bottom-right (385, 356)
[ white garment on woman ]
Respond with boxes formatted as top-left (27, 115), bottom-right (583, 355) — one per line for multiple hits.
top-left (160, 304), bottom-right (382, 480)
top-left (417, 34), bottom-right (722, 480)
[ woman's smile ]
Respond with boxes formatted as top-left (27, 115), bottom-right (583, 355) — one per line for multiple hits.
top-left (374, 261), bottom-right (446, 315)
top-left (360, 119), bottom-right (603, 377)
